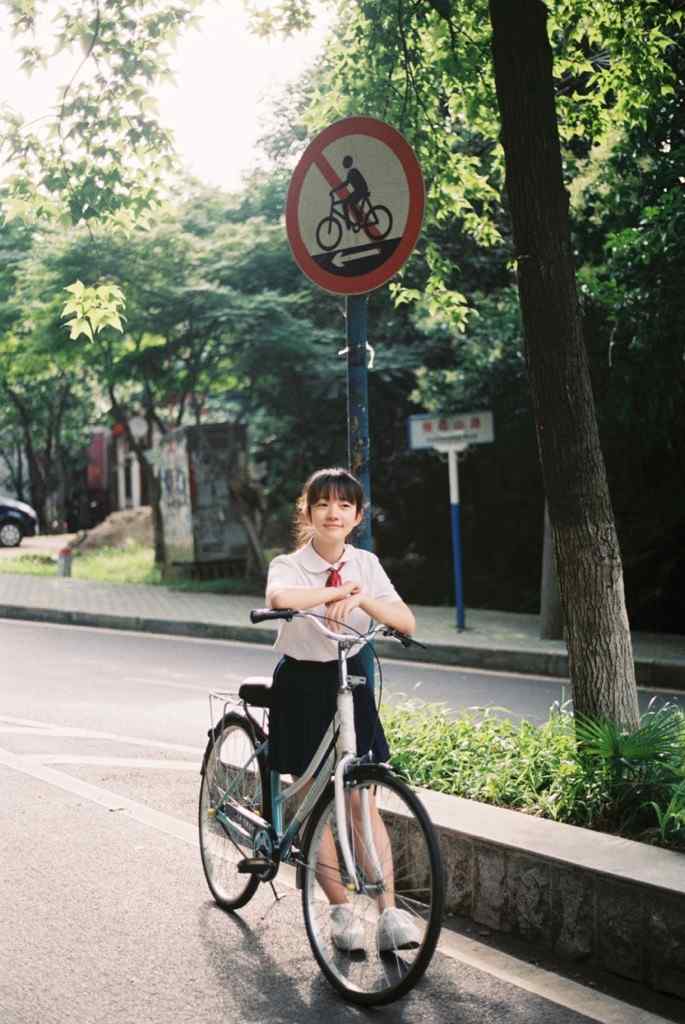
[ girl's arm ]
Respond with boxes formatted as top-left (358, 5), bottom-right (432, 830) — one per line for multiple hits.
top-left (359, 596), bottom-right (416, 635)
top-left (269, 580), bottom-right (359, 611)
top-left (325, 593), bottom-right (416, 635)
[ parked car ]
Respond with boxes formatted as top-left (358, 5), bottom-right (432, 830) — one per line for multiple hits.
top-left (0, 496), bottom-right (39, 547)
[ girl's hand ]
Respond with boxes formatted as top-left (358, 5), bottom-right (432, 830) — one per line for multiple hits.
top-left (326, 580), bottom-right (360, 601)
top-left (324, 593), bottom-right (365, 632)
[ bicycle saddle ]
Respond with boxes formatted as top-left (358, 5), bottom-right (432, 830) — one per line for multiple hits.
top-left (239, 676), bottom-right (272, 708)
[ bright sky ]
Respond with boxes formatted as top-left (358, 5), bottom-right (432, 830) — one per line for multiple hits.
top-left (0, 2), bottom-right (332, 193)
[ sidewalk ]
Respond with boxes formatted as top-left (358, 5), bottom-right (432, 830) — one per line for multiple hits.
top-left (1, 572), bottom-right (684, 688)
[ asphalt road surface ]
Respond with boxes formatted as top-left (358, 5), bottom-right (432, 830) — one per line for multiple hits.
top-left (0, 619), bottom-right (680, 1024)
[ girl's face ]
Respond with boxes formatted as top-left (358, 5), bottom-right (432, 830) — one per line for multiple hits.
top-left (307, 489), bottom-right (362, 548)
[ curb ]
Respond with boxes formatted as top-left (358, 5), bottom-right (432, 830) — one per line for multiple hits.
top-left (419, 788), bottom-right (685, 1001)
top-left (0, 604), bottom-right (275, 648)
top-left (1, 603), bottom-right (683, 688)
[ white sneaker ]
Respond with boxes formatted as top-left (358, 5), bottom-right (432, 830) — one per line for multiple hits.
top-left (330, 904), bottom-right (365, 952)
top-left (376, 907), bottom-right (421, 953)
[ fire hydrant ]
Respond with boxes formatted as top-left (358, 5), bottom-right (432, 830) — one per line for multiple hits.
top-left (57, 546), bottom-right (73, 577)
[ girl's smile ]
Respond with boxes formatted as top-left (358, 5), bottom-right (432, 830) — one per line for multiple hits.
top-left (308, 494), bottom-right (362, 558)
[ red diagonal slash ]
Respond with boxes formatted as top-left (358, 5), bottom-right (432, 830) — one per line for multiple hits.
top-left (315, 152), bottom-right (382, 240)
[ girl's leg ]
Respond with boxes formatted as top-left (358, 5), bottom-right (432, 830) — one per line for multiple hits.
top-left (294, 775), bottom-right (348, 904)
top-left (315, 823), bottom-right (350, 905)
top-left (306, 783), bottom-right (398, 909)
top-left (348, 789), bottom-right (395, 911)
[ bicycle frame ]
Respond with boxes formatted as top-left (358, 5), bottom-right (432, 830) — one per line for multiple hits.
top-left (329, 192), bottom-right (369, 229)
top-left (209, 620), bottom-right (387, 891)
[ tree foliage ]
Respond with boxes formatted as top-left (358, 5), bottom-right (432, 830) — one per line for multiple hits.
top-left (1, 0), bottom-right (683, 641)
top-left (1, 0), bottom-right (205, 225)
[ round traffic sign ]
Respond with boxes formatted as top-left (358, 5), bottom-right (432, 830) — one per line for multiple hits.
top-left (285, 116), bottom-right (424, 295)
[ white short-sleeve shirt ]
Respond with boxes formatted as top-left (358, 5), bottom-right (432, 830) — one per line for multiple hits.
top-left (266, 540), bottom-right (402, 661)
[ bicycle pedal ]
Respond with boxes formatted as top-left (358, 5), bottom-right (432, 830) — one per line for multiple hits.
top-left (237, 857), bottom-right (272, 875)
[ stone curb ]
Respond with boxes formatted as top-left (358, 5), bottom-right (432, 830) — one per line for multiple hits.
top-left (1, 602), bottom-right (683, 689)
top-left (415, 788), bottom-right (685, 1001)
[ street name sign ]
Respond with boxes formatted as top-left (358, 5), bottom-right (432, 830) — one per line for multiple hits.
top-left (408, 409), bottom-right (495, 631)
top-left (286, 116), bottom-right (424, 295)
top-left (408, 411), bottom-right (494, 451)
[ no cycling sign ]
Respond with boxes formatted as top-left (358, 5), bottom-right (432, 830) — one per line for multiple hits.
top-left (285, 116), bottom-right (424, 295)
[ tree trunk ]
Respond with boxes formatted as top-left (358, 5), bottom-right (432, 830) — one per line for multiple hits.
top-left (16, 407), bottom-right (48, 529)
top-left (488, 0), bottom-right (639, 728)
top-left (109, 392), bottom-right (166, 565)
top-left (146, 461), bottom-right (166, 567)
top-left (540, 500), bottom-right (563, 640)
top-left (229, 478), bottom-right (268, 578)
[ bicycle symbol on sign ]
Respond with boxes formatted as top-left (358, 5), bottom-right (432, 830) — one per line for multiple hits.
top-left (316, 156), bottom-right (393, 253)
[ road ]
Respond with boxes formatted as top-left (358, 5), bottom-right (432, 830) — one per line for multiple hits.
top-left (1, 618), bottom-right (680, 734)
top-left (0, 619), bottom-right (680, 1024)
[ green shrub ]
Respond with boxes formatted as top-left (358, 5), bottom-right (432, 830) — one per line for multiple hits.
top-left (381, 699), bottom-right (685, 850)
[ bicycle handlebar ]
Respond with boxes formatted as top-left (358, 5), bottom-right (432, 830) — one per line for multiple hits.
top-left (249, 607), bottom-right (425, 649)
top-left (250, 608), bottom-right (294, 624)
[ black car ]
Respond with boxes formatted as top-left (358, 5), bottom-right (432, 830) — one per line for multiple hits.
top-left (0, 496), bottom-right (39, 547)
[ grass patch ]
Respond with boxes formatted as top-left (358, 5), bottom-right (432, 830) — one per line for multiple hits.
top-left (73, 543), bottom-right (162, 585)
top-left (0, 542), bottom-right (264, 593)
top-left (381, 700), bottom-right (685, 851)
top-left (0, 542), bottom-right (160, 584)
top-left (0, 555), bottom-right (56, 576)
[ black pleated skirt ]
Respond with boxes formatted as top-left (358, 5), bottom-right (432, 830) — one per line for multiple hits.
top-left (268, 654), bottom-right (390, 776)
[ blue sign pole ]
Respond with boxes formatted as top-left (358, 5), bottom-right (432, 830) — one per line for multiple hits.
top-left (346, 293), bottom-right (372, 552)
top-left (447, 446), bottom-right (466, 631)
top-left (346, 292), bottom-right (375, 689)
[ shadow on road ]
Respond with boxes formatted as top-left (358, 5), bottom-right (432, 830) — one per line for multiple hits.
top-left (196, 895), bottom-right (468, 1022)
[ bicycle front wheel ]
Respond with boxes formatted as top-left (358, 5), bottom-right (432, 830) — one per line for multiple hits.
top-left (199, 712), bottom-right (268, 911)
top-left (301, 765), bottom-right (443, 1006)
top-left (316, 215), bottom-right (343, 252)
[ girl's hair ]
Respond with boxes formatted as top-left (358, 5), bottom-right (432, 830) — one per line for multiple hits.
top-left (294, 467), bottom-right (365, 548)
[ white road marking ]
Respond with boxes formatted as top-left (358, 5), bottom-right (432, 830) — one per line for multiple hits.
top-left (0, 713), bottom-right (203, 754)
top-left (0, 714), bottom-right (57, 729)
top-left (22, 755), bottom-right (198, 769)
top-left (438, 928), bottom-right (673, 1024)
top-left (0, 726), bottom-right (65, 734)
top-left (0, 743), bottom-right (197, 844)
top-left (123, 673), bottom-right (244, 692)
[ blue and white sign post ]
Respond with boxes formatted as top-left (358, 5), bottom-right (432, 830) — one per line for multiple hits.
top-left (408, 411), bottom-right (494, 631)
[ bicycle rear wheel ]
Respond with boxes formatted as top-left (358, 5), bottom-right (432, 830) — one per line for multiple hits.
top-left (301, 765), bottom-right (443, 1005)
top-left (199, 712), bottom-right (268, 911)
top-left (364, 204), bottom-right (392, 240)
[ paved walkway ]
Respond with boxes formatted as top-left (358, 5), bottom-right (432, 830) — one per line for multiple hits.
top-left (1, 572), bottom-right (683, 688)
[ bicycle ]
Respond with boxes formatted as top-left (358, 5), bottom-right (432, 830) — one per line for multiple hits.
top-left (198, 609), bottom-right (444, 1006)
top-left (315, 194), bottom-right (393, 253)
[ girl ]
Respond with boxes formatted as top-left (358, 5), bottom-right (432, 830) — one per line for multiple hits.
top-left (266, 466), bottom-right (420, 953)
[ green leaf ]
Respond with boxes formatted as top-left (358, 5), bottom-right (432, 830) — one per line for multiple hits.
top-left (68, 318), bottom-right (93, 341)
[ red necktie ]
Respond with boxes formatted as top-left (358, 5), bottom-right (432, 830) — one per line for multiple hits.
top-left (326, 564), bottom-right (345, 587)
